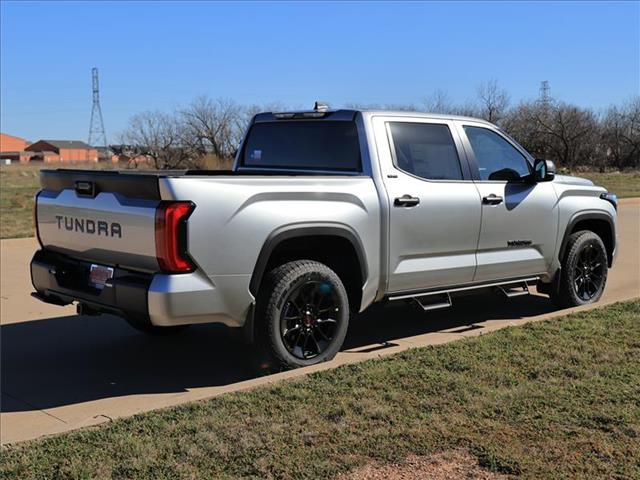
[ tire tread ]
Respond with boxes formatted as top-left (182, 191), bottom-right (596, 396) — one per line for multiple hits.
top-left (257, 260), bottom-right (349, 370)
top-left (552, 230), bottom-right (607, 308)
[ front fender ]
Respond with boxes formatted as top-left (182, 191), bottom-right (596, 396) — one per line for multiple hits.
top-left (557, 210), bottom-right (617, 267)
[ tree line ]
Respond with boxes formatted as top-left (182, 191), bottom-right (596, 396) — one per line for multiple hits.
top-left (116, 82), bottom-right (639, 171)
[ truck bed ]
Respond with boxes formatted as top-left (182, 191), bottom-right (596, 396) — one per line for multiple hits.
top-left (40, 168), bottom-right (363, 202)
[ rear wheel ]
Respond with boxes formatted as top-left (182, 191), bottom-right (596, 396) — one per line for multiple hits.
top-left (124, 317), bottom-right (189, 336)
top-left (552, 230), bottom-right (608, 308)
top-left (256, 260), bottom-right (350, 370)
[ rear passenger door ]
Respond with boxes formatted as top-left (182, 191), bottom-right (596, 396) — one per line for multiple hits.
top-left (373, 117), bottom-right (482, 293)
top-left (456, 122), bottom-right (559, 282)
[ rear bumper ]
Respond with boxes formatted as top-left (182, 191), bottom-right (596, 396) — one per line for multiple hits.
top-left (30, 249), bottom-right (250, 328)
top-left (31, 249), bottom-right (152, 323)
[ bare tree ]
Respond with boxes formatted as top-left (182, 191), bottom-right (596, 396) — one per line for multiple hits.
top-left (551, 103), bottom-right (599, 169)
top-left (245, 101), bottom-right (289, 119)
top-left (502, 102), bottom-right (548, 158)
top-left (451, 101), bottom-right (480, 118)
top-left (119, 111), bottom-right (194, 169)
top-left (343, 102), bottom-right (417, 111)
top-left (504, 100), bottom-right (598, 168)
top-left (180, 96), bottom-right (246, 161)
top-left (601, 96), bottom-right (640, 170)
top-left (117, 89), bottom-right (639, 173)
top-left (476, 79), bottom-right (510, 124)
top-left (423, 90), bottom-right (453, 114)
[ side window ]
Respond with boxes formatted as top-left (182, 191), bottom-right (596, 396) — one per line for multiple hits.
top-left (388, 122), bottom-right (463, 181)
top-left (463, 126), bottom-right (531, 181)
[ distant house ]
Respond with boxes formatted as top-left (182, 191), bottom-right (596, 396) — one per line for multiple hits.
top-left (25, 140), bottom-right (99, 162)
top-left (0, 133), bottom-right (28, 151)
top-left (0, 133), bottom-right (33, 162)
top-left (0, 135), bottom-right (100, 163)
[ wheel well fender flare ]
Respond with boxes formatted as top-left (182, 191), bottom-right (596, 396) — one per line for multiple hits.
top-left (249, 223), bottom-right (368, 296)
top-left (558, 211), bottom-right (615, 266)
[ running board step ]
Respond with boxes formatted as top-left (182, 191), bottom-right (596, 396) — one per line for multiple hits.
top-left (387, 277), bottom-right (540, 306)
top-left (412, 292), bottom-right (452, 312)
top-left (497, 280), bottom-right (531, 298)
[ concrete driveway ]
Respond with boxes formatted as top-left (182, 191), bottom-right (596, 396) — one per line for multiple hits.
top-left (1, 199), bottom-right (638, 445)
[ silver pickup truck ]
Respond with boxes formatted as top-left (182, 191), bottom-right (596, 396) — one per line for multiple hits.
top-left (31, 106), bottom-right (618, 369)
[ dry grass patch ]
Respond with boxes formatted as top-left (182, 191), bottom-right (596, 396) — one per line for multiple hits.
top-left (0, 164), bottom-right (41, 238)
top-left (342, 450), bottom-right (507, 480)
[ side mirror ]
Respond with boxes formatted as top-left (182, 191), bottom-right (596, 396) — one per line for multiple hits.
top-left (534, 158), bottom-right (556, 182)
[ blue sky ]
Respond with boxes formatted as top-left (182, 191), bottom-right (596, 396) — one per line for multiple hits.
top-left (1, 1), bottom-right (638, 143)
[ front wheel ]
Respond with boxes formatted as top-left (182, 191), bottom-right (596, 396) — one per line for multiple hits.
top-left (256, 260), bottom-right (350, 370)
top-left (551, 230), bottom-right (608, 308)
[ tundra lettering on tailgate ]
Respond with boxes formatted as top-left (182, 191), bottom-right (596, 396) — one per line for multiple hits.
top-left (55, 215), bottom-right (122, 238)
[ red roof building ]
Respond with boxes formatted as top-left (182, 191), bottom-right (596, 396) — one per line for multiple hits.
top-left (0, 133), bottom-right (28, 152)
top-left (25, 140), bottom-right (98, 162)
top-left (0, 133), bottom-right (33, 162)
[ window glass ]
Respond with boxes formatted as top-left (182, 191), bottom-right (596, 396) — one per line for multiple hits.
top-left (388, 122), bottom-right (463, 180)
top-left (464, 126), bottom-right (531, 181)
top-left (242, 121), bottom-right (361, 171)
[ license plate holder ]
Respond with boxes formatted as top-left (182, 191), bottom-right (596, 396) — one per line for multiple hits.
top-left (89, 264), bottom-right (114, 289)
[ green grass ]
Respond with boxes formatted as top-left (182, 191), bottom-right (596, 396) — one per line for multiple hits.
top-left (0, 164), bottom-right (41, 239)
top-left (576, 171), bottom-right (640, 199)
top-left (2, 300), bottom-right (639, 479)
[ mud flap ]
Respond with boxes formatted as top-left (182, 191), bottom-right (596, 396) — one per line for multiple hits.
top-left (536, 267), bottom-right (561, 297)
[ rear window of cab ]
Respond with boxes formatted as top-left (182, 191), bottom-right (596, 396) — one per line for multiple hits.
top-left (241, 121), bottom-right (361, 172)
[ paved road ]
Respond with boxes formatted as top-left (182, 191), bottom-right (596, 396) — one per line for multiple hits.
top-left (1, 200), bottom-right (638, 445)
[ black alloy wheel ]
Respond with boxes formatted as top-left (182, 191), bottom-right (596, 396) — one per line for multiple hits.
top-left (551, 230), bottom-right (608, 308)
top-left (280, 280), bottom-right (340, 360)
top-left (573, 242), bottom-right (606, 301)
top-left (257, 260), bottom-right (350, 370)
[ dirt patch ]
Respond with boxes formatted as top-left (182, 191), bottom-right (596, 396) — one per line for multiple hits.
top-left (342, 450), bottom-right (508, 480)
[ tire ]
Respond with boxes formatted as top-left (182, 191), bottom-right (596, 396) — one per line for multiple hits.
top-left (124, 317), bottom-right (189, 336)
top-left (256, 260), bottom-right (350, 370)
top-left (551, 230), bottom-right (608, 308)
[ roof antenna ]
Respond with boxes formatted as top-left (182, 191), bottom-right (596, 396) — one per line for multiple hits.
top-left (314, 101), bottom-right (330, 112)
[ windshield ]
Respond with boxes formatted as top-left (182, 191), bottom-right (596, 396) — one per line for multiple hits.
top-left (241, 121), bottom-right (361, 172)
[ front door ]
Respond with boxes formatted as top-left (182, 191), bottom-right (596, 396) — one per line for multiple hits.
top-left (374, 117), bottom-right (482, 293)
top-left (458, 122), bottom-right (559, 282)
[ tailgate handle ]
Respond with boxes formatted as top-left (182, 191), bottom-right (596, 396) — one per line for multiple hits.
top-left (75, 181), bottom-right (96, 197)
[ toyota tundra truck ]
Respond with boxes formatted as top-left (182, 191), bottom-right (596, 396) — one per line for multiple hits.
top-left (31, 105), bottom-right (619, 369)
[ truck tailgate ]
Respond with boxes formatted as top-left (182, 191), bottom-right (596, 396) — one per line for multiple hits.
top-left (36, 170), bottom-right (163, 271)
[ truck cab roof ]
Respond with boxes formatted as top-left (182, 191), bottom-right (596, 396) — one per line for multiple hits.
top-left (358, 110), bottom-right (493, 125)
top-left (254, 108), bottom-right (494, 127)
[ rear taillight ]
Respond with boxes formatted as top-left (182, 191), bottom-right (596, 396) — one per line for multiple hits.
top-left (155, 201), bottom-right (195, 273)
top-left (34, 191), bottom-right (43, 247)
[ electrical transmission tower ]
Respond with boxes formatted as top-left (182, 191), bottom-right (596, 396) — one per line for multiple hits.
top-left (539, 80), bottom-right (550, 106)
top-left (88, 67), bottom-right (107, 148)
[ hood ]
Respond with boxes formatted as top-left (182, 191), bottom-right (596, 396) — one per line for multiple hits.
top-left (553, 174), bottom-right (594, 186)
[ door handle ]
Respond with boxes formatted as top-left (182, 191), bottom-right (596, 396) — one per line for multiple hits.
top-left (394, 195), bottom-right (420, 207)
top-left (482, 194), bottom-right (504, 205)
